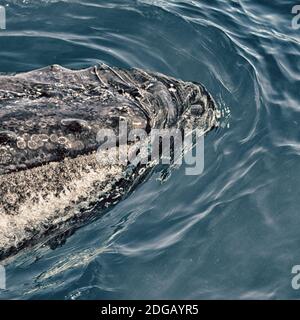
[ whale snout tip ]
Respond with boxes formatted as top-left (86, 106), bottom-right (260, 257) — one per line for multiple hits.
top-left (179, 81), bottom-right (218, 130)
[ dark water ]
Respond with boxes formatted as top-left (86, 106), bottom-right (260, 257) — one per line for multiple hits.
top-left (0, 0), bottom-right (300, 299)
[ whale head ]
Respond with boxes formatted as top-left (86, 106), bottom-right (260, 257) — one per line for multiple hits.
top-left (0, 64), bottom-right (217, 260)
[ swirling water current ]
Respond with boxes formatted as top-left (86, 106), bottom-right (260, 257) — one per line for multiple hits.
top-left (0, 0), bottom-right (300, 299)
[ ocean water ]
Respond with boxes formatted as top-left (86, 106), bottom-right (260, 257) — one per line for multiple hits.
top-left (0, 0), bottom-right (300, 300)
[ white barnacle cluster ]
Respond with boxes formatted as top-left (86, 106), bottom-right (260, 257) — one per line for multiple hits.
top-left (16, 133), bottom-right (85, 151)
top-left (2, 116), bottom-right (55, 133)
top-left (0, 145), bottom-right (15, 165)
top-left (168, 83), bottom-right (177, 93)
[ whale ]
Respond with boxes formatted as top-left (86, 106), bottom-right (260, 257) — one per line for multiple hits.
top-left (0, 64), bottom-right (217, 261)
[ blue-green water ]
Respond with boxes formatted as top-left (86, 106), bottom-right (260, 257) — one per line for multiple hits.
top-left (0, 0), bottom-right (300, 299)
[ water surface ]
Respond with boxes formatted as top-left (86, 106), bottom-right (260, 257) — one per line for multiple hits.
top-left (0, 0), bottom-right (300, 299)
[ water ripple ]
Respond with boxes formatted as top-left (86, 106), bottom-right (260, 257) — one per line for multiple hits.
top-left (0, 0), bottom-right (299, 299)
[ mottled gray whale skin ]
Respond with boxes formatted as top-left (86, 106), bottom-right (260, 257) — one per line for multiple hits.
top-left (0, 64), bottom-right (217, 261)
